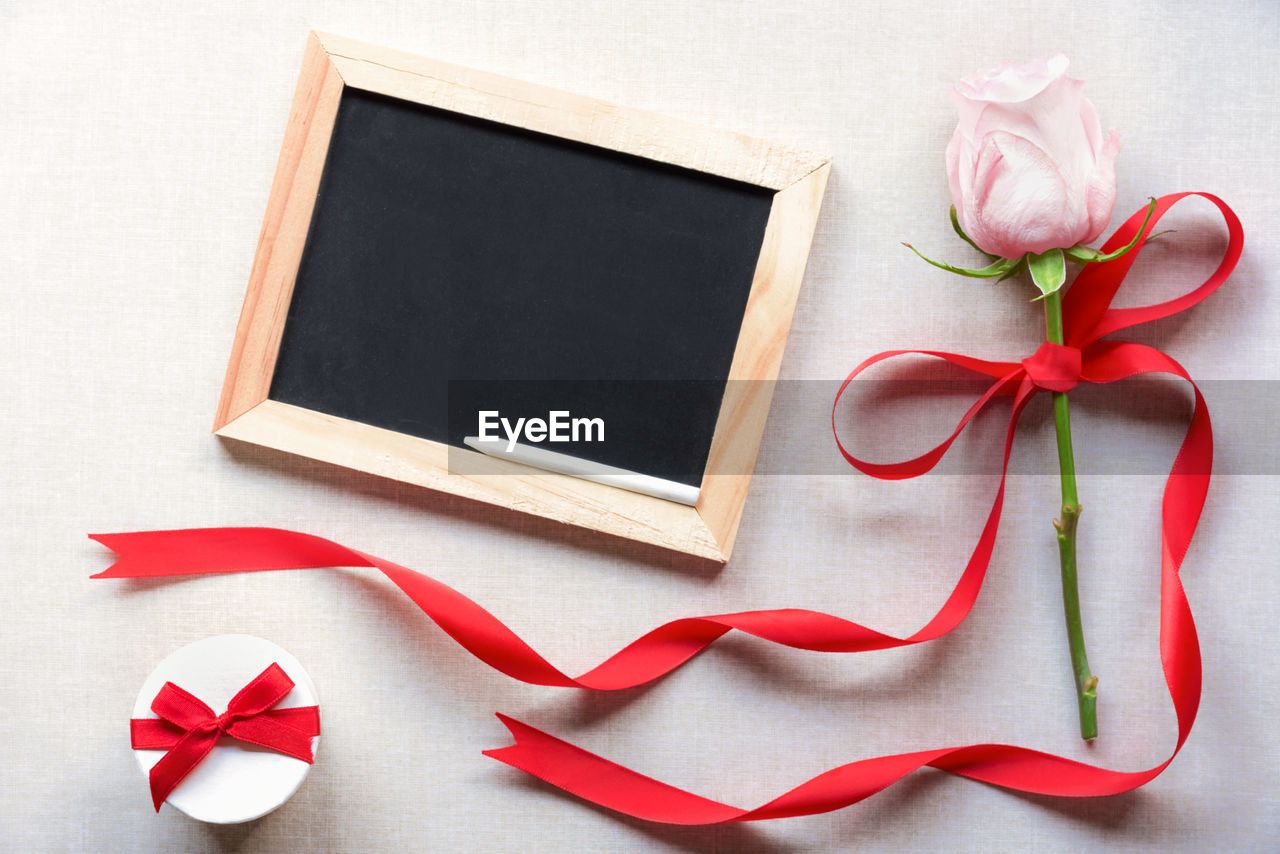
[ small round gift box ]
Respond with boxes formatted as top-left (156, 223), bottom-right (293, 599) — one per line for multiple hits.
top-left (130, 635), bottom-right (320, 823)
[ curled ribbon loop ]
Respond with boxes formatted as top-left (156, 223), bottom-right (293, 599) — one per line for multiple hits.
top-left (95, 193), bottom-right (1241, 825)
top-left (130, 662), bottom-right (321, 811)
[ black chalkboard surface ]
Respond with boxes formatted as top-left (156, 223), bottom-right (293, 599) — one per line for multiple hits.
top-left (216, 32), bottom-right (828, 560)
top-left (269, 90), bottom-right (774, 488)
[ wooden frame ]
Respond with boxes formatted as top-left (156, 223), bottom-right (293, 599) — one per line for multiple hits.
top-left (215, 31), bottom-right (830, 563)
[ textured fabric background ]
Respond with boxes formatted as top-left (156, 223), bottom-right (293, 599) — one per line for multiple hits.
top-left (3, 1), bottom-right (1278, 851)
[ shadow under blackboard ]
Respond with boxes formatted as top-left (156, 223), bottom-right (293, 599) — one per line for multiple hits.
top-left (216, 435), bottom-right (726, 581)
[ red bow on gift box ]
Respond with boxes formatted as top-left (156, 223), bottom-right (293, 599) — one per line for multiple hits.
top-left (130, 663), bottom-right (320, 811)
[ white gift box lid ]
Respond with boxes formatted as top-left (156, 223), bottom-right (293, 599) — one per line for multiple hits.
top-left (131, 634), bottom-right (320, 823)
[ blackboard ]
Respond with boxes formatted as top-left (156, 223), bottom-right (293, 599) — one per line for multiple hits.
top-left (269, 89), bottom-right (774, 488)
top-left (215, 32), bottom-right (829, 560)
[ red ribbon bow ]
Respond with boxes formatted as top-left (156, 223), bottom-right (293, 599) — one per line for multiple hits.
top-left (1021, 340), bottom-right (1082, 392)
top-left (130, 662), bottom-right (321, 811)
top-left (94, 192), bottom-right (1242, 825)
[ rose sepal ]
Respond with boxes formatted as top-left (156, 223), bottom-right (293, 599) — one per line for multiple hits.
top-left (1064, 197), bottom-right (1158, 265)
top-left (1028, 248), bottom-right (1067, 297)
top-left (902, 243), bottom-right (1022, 279)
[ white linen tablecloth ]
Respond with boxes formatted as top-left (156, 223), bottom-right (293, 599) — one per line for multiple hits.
top-left (3, 0), bottom-right (1277, 850)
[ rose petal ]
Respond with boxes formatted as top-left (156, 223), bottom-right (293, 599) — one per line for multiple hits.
top-left (1083, 129), bottom-right (1121, 243)
top-left (971, 131), bottom-right (1072, 257)
top-left (956, 54), bottom-right (1069, 104)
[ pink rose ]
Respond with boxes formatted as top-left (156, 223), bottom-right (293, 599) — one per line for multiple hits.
top-left (946, 55), bottom-right (1121, 259)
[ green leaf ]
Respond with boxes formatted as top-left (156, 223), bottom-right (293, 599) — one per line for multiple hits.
top-left (903, 243), bottom-right (1018, 278)
top-left (1063, 197), bottom-right (1159, 265)
top-left (1028, 248), bottom-right (1067, 296)
top-left (950, 207), bottom-right (999, 260)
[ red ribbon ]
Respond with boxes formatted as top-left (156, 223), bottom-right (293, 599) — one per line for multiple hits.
top-left (130, 662), bottom-right (321, 811)
top-left (94, 192), bottom-right (1241, 824)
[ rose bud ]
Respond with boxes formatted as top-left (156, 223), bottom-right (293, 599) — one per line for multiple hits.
top-left (946, 54), bottom-right (1121, 260)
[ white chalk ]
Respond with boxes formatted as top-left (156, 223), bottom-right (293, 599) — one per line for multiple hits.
top-left (463, 436), bottom-right (701, 506)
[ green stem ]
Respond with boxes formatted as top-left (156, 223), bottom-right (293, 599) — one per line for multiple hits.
top-left (1043, 289), bottom-right (1098, 741)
